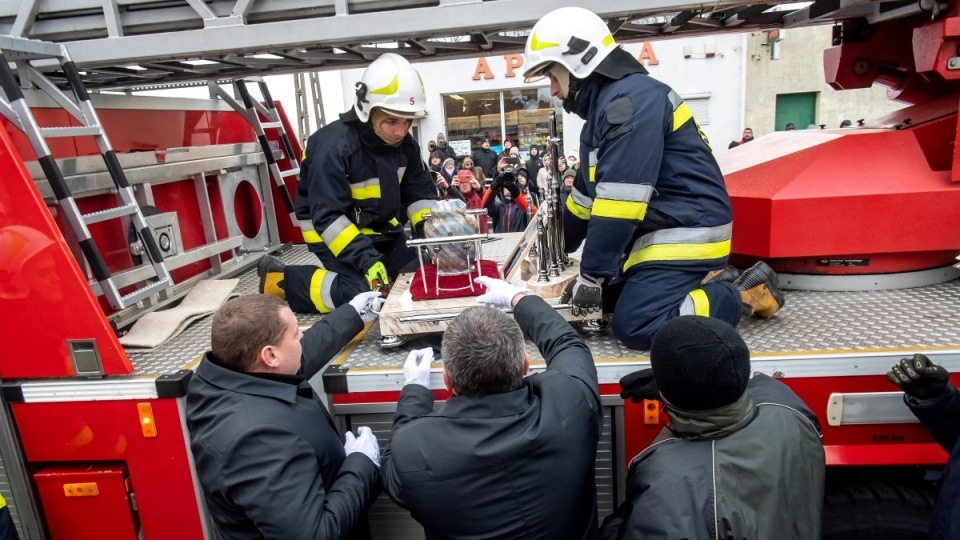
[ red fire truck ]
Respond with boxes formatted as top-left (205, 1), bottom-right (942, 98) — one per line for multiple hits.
top-left (2, 1), bottom-right (960, 538)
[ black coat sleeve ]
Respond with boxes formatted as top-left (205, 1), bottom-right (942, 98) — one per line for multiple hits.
top-left (381, 384), bottom-right (435, 508)
top-left (299, 304), bottom-right (365, 379)
top-left (221, 426), bottom-right (380, 540)
top-left (906, 385), bottom-right (960, 453)
top-left (513, 295), bottom-right (597, 388)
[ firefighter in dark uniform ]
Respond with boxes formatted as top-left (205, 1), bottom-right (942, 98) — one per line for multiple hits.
top-left (522, 8), bottom-right (784, 350)
top-left (259, 53), bottom-right (438, 313)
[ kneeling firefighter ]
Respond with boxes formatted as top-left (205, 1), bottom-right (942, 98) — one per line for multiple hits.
top-left (524, 8), bottom-right (783, 350)
top-left (259, 53), bottom-right (438, 313)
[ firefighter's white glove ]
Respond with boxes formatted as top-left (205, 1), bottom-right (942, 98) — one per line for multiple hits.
top-left (348, 291), bottom-right (385, 324)
top-left (475, 276), bottom-right (528, 309)
top-left (403, 348), bottom-right (433, 388)
top-left (344, 426), bottom-right (380, 467)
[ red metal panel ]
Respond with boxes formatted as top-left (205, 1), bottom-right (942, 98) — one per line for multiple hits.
top-left (34, 465), bottom-right (139, 540)
top-left (725, 123), bottom-right (960, 272)
top-left (0, 125), bottom-right (132, 377)
top-left (13, 400), bottom-right (204, 539)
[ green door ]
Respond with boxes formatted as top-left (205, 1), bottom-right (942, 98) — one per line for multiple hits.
top-left (775, 92), bottom-right (816, 130)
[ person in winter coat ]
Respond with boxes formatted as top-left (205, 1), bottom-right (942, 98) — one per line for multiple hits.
top-left (449, 168), bottom-right (487, 233)
top-left (257, 53), bottom-right (437, 314)
top-left (523, 8), bottom-right (782, 350)
top-left (481, 168), bottom-right (532, 233)
top-left (381, 278), bottom-right (603, 540)
top-left (604, 316), bottom-right (825, 540)
top-left (471, 138), bottom-right (499, 180)
top-left (525, 144), bottom-right (544, 191)
top-left (439, 157), bottom-right (457, 184)
top-left (188, 293), bottom-right (385, 540)
top-left (435, 132), bottom-right (457, 161)
top-left (888, 354), bottom-right (960, 539)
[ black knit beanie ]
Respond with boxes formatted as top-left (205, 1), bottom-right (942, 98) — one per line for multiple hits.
top-left (650, 316), bottom-right (750, 411)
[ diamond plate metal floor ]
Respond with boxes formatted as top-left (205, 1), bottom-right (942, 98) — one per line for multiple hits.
top-left (125, 244), bottom-right (960, 376)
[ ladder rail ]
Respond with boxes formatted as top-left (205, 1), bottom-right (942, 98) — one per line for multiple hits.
top-left (0, 42), bottom-right (172, 310)
top-left (210, 78), bottom-right (299, 228)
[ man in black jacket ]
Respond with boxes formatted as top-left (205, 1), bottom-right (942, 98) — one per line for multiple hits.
top-left (471, 138), bottom-right (499, 180)
top-left (888, 354), bottom-right (960, 539)
top-left (187, 291), bottom-right (384, 539)
top-left (604, 316), bottom-right (825, 540)
top-left (382, 277), bottom-right (603, 539)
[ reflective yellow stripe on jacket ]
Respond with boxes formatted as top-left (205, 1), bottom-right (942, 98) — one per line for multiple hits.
top-left (565, 186), bottom-right (593, 220)
top-left (623, 222), bottom-right (732, 271)
top-left (407, 200), bottom-right (434, 228)
top-left (299, 217), bottom-right (400, 254)
top-left (592, 183), bottom-right (653, 222)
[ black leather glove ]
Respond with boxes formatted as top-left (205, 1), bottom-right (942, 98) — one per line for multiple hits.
top-left (560, 274), bottom-right (603, 316)
top-left (619, 368), bottom-right (659, 402)
top-left (887, 353), bottom-right (950, 400)
top-left (506, 181), bottom-right (521, 199)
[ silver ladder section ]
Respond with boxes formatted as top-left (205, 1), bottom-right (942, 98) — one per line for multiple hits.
top-left (0, 37), bottom-right (172, 310)
top-left (294, 71), bottom-right (326, 148)
top-left (208, 78), bottom-right (300, 227)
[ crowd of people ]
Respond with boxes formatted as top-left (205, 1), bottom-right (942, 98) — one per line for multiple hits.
top-left (191, 6), bottom-right (958, 540)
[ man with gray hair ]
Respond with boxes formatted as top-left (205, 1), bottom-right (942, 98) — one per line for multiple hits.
top-left (381, 277), bottom-right (602, 539)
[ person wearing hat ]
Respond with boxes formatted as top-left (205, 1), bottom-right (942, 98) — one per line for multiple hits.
top-left (603, 316), bottom-right (825, 540)
top-left (523, 8), bottom-right (783, 351)
top-left (436, 132), bottom-right (457, 161)
top-left (471, 137), bottom-right (499, 180)
top-left (566, 149), bottom-right (580, 170)
top-left (524, 144), bottom-right (544, 192)
top-left (560, 168), bottom-right (576, 208)
top-left (257, 52), bottom-right (438, 314)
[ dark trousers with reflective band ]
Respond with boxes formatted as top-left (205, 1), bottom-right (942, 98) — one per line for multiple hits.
top-left (603, 265), bottom-right (741, 351)
top-left (282, 232), bottom-right (417, 314)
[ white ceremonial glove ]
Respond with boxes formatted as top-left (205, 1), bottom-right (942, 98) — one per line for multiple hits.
top-left (403, 348), bottom-right (434, 388)
top-left (348, 291), bottom-right (385, 324)
top-left (475, 276), bottom-right (528, 309)
top-left (343, 426), bottom-right (380, 467)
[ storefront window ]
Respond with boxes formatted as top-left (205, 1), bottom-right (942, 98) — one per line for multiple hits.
top-left (442, 89), bottom-right (561, 162)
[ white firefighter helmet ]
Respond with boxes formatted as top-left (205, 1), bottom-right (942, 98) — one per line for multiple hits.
top-left (523, 7), bottom-right (617, 83)
top-left (353, 53), bottom-right (427, 122)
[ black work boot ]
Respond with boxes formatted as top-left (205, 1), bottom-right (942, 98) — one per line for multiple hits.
top-left (734, 261), bottom-right (784, 318)
top-left (702, 265), bottom-right (740, 285)
top-left (258, 255), bottom-right (286, 299)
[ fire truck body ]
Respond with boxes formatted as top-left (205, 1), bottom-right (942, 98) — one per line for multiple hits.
top-left (2, 0), bottom-right (960, 538)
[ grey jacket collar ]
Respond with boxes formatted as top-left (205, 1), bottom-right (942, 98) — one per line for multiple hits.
top-left (663, 391), bottom-right (758, 439)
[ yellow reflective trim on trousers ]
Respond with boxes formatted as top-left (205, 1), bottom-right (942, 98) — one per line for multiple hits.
top-left (689, 288), bottom-right (710, 317)
top-left (327, 224), bottom-right (361, 256)
top-left (566, 192), bottom-right (592, 220)
top-left (673, 102), bottom-right (693, 132)
top-left (309, 269), bottom-right (334, 314)
top-left (351, 184), bottom-right (381, 200)
top-left (592, 199), bottom-right (648, 221)
top-left (622, 239), bottom-right (732, 271)
top-left (588, 165), bottom-right (596, 183)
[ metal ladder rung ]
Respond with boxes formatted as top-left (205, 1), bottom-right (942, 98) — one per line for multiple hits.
top-left (82, 203), bottom-right (138, 225)
top-left (261, 121), bottom-right (282, 129)
top-left (39, 126), bottom-right (102, 138)
top-left (120, 278), bottom-right (171, 307)
top-left (280, 168), bottom-right (301, 178)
